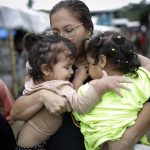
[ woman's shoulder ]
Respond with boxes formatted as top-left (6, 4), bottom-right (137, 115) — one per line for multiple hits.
top-left (137, 67), bottom-right (150, 79)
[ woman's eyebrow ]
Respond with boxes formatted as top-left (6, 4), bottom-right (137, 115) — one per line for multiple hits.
top-left (64, 25), bottom-right (74, 28)
top-left (52, 24), bottom-right (74, 30)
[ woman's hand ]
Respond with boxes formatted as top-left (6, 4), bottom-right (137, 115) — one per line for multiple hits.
top-left (103, 102), bottom-right (150, 150)
top-left (102, 128), bottom-right (135, 150)
top-left (106, 139), bottom-right (134, 150)
top-left (106, 124), bottom-right (138, 150)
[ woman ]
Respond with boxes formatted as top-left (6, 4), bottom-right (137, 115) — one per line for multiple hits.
top-left (11, 1), bottom-right (150, 150)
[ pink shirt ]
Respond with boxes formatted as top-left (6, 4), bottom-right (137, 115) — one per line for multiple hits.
top-left (24, 78), bottom-right (99, 113)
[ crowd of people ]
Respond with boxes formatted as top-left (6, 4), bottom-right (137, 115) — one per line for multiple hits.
top-left (1, 0), bottom-right (150, 150)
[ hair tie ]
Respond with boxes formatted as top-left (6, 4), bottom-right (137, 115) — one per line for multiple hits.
top-left (112, 48), bottom-right (116, 51)
top-left (112, 34), bottom-right (124, 45)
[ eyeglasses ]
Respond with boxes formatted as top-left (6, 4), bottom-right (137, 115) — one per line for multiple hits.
top-left (48, 23), bottom-right (83, 39)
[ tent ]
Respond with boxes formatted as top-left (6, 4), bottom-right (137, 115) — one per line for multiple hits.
top-left (0, 6), bottom-right (50, 96)
top-left (0, 6), bottom-right (50, 33)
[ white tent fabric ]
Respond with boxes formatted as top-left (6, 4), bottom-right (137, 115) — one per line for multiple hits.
top-left (34, 0), bottom-right (142, 12)
top-left (0, 6), bottom-right (50, 33)
top-left (0, 0), bottom-right (146, 12)
top-left (94, 25), bottom-right (120, 32)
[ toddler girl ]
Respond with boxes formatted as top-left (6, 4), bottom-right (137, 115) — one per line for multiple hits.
top-left (73, 31), bottom-right (150, 150)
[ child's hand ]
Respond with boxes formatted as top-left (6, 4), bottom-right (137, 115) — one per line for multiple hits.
top-left (75, 65), bottom-right (89, 82)
top-left (102, 128), bottom-right (135, 150)
top-left (90, 73), bottom-right (132, 97)
top-left (42, 90), bottom-right (68, 115)
top-left (72, 65), bottom-right (89, 90)
top-left (100, 75), bottom-right (132, 97)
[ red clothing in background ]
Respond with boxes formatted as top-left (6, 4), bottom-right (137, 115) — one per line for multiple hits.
top-left (0, 79), bottom-right (14, 124)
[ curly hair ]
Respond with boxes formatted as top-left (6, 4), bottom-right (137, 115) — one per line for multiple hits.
top-left (86, 31), bottom-right (141, 78)
top-left (23, 33), bottom-right (76, 81)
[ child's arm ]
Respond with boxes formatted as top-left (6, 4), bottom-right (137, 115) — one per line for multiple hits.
top-left (144, 65), bottom-right (150, 72)
top-left (72, 65), bottom-right (88, 90)
top-left (67, 75), bottom-right (131, 113)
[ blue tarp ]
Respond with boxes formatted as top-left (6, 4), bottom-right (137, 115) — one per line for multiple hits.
top-left (0, 28), bottom-right (8, 39)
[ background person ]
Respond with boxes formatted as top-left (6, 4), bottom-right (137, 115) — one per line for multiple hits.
top-left (0, 79), bottom-right (14, 125)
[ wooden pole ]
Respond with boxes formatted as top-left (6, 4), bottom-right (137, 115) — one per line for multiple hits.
top-left (8, 31), bottom-right (18, 97)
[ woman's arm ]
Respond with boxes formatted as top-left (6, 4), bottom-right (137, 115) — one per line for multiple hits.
top-left (107, 102), bottom-right (150, 150)
top-left (11, 90), bottom-right (68, 121)
top-left (10, 91), bottom-right (43, 121)
top-left (138, 54), bottom-right (150, 67)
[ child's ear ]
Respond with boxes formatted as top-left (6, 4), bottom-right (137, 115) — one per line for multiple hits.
top-left (98, 54), bottom-right (106, 69)
top-left (41, 64), bottom-right (51, 76)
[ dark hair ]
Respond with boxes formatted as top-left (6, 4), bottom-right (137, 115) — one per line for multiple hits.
top-left (87, 31), bottom-right (141, 78)
top-left (23, 33), bottom-right (76, 81)
top-left (50, 0), bottom-right (93, 35)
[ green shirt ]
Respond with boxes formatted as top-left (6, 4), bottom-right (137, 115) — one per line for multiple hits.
top-left (73, 67), bottom-right (150, 150)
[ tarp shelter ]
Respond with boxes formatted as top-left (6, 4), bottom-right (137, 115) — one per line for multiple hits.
top-left (0, 6), bottom-right (50, 96)
top-left (34, 0), bottom-right (142, 12)
top-left (0, 28), bottom-right (9, 39)
top-left (0, 6), bottom-right (50, 33)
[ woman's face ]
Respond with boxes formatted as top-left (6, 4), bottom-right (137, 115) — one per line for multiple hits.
top-left (50, 9), bottom-right (89, 56)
